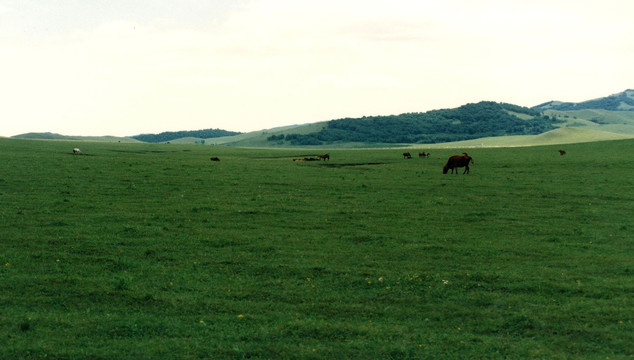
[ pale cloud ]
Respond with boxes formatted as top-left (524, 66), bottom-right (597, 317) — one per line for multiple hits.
top-left (0, 0), bottom-right (632, 136)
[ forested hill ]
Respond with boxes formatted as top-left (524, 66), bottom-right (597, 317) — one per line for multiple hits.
top-left (130, 128), bottom-right (241, 143)
top-left (533, 89), bottom-right (634, 112)
top-left (268, 101), bottom-right (558, 145)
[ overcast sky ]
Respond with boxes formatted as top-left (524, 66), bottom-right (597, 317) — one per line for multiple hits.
top-left (1, 0), bottom-right (632, 137)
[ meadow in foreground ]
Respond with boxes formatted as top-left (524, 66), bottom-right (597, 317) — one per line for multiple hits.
top-left (0, 138), bottom-right (632, 359)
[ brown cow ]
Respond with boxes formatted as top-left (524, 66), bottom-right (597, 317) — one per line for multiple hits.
top-left (210, 157), bottom-right (220, 161)
top-left (318, 154), bottom-right (330, 161)
top-left (419, 152), bottom-right (430, 158)
top-left (558, 149), bottom-right (566, 156)
top-left (403, 152), bottom-right (412, 159)
top-left (443, 153), bottom-right (473, 174)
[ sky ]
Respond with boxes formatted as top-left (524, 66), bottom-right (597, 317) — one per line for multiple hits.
top-left (1, 0), bottom-right (633, 137)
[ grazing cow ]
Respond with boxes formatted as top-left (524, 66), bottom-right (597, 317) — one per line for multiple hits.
top-left (443, 152), bottom-right (474, 174)
top-left (403, 152), bottom-right (412, 159)
top-left (210, 157), bottom-right (220, 161)
top-left (558, 149), bottom-right (566, 156)
top-left (318, 154), bottom-right (330, 161)
top-left (419, 152), bottom-right (430, 158)
top-left (73, 148), bottom-right (82, 155)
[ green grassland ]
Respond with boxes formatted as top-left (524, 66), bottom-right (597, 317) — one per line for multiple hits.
top-left (418, 127), bottom-right (634, 149)
top-left (1, 138), bottom-right (632, 359)
top-left (546, 109), bottom-right (634, 135)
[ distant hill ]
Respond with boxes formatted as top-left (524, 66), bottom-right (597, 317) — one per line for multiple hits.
top-left (415, 127), bottom-right (633, 149)
top-left (11, 90), bottom-right (634, 147)
top-left (263, 101), bottom-right (559, 146)
top-left (531, 89), bottom-right (634, 137)
top-left (11, 132), bottom-right (139, 142)
top-left (130, 128), bottom-right (242, 143)
top-left (533, 89), bottom-right (634, 111)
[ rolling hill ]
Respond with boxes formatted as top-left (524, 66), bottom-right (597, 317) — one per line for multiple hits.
top-left (413, 127), bottom-right (633, 149)
top-left (531, 89), bottom-right (634, 138)
top-left (10, 132), bottom-right (140, 142)
top-left (129, 128), bottom-right (241, 143)
top-left (255, 101), bottom-right (557, 146)
top-left (533, 89), bottom-right (634, 111)
top-left (11, 89), bottom-right (634, 147)
top-left (224, 90), bottom-right (634, 147)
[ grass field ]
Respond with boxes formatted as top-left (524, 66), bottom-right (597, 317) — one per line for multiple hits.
top-left (420, 127), bottom-right (634, 149)
top-left (1, 138), bottom-right (632, 359)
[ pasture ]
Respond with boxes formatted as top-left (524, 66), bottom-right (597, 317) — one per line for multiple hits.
top-left (0, 138), bottom-right (632, 359)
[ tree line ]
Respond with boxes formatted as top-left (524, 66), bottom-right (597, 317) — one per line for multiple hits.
top-left (131, 129), bottom-right (242, 143)
top-left (269, 101), bottom-right (559, 145)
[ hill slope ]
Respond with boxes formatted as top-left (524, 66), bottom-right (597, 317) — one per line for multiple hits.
top-left (533, 89), bottom-right (634, 112)
top-left (260, 101), bottom-right (558, 146)
top-left (532, 89), bottom-right (634, 137)
top-left (416, 127), bottom-right (633, 148)
top-left (10, 132), bottom-right (139, 142)
top-left (11, 90), bottom-right (633, 147)
top-left (130, 128), bottom-right (241, 143)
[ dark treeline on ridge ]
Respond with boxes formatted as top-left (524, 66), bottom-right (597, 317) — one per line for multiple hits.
top-left (269, 101), bottom-right (560, 145)
top-left (130, 128), bottom-right (242, 143)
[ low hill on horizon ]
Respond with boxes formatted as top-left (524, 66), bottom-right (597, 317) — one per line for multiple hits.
top-left (11, 89), bottom-right (634, 147)
top-left (414, 127), bottom-right (634, 149)
top-left (261, 101), bottom-right (557, 146)
top-left (10, 132), bottom-right (139, 143)
top-left (533, 89), bottom-right (634, 112)
top-left (129, 128), bottom-right (242, 143)
top-left (530, 89), bottom-right (634, 139)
